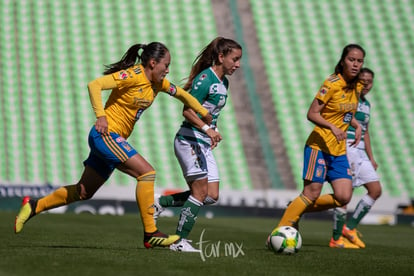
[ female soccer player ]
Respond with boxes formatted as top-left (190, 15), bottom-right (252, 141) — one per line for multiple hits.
top-left (14, 42), bottom-right (212, 249)
top-left (269, 44), bottom-right (366, 249)
top-left (153, 37), bottom-right (242, 252)
top-left (332, 67), bottom-right (382, 248)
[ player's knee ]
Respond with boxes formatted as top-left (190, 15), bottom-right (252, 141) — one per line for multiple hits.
top-left (191, 189), bottom-right (208, 203)
top-left (369, 189), bottom-right (382, 200)
top-left (204, 195), bottom-right (218, 205)
top-left (341, 198), bottom-right (351, 206)
top-left (334, 195), bottom-right (351, 206)
top-left (189, 178), bottom-right (209, 202)
top-left (336, 200), bottom-right (348, 207)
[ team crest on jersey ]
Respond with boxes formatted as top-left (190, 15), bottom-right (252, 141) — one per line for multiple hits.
top-left (119, 70), bottom-right (128, 80)
top-left (168, 84), bottom-right (177, 96)
top-left (343, 112), bottom-right (353, 123)
top-left (116, 137), bottom-right (125, 143)
top-left (121, 141), bottom-right (132, 152)
top-left (316, 166), bottom-right (324, 177)
top-left (199, 74), bottom-right (207, 81)
top-left (193, 81), bottom-right (201, 90)
top-left (319, 86), bottom-right (329, 96)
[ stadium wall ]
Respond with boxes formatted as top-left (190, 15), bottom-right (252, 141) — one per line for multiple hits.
top-left (1, 184), bottom-right (411, 225)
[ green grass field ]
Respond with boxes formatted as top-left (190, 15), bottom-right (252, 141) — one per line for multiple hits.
top-left (1, 210), bottom-right (413, 276)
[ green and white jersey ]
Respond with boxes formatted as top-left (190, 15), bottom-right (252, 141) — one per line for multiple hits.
top-left (177, 67), bottom-right (228, 145)
top-left (347, 97), bottom-right (371, 150)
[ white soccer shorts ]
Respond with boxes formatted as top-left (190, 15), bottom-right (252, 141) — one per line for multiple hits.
top-left (174, 137), bottom-right (219, 183)
top-left (346, 144), bottom-right (380, 187)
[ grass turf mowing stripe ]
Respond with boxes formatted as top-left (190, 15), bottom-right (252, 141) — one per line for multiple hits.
top-left (1, 211), bottom-right (413, 276)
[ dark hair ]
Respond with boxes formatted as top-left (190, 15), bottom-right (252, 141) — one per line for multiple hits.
top-left (359, 67), bottom-right (375, 78)
top-left (184, 37), bottom-right (242, 90)
top-left (103, 42), bottom-right (169, 75)
top-left (334, 43), bottom-right (366, 91)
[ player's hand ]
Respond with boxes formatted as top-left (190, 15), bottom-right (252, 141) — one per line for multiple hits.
top-left (331, 126), bottom-right (347, 143)
top-left (206, 128), bottom-right (222, 149)
top-left (370, 159), bottom-right (378, 170)
top-left (95, 116), bottom-right (108, 134)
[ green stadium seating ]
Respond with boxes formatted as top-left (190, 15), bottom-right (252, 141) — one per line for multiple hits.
top-left (0, 0), bottom-right (252, 191)
top-left (250, 0), bottom-right (414, 197)
top-left (2, 0), bottom-right (413, 198)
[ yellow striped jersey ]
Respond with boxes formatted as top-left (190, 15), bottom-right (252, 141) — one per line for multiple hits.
top-left (88, 64), bottom-right (207, 139)
top-left (306, 73), bottom-right (362, 156)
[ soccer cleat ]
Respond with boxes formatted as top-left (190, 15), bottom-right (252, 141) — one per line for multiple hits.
top-left (342, 225), bottom-right (366, 248)
top-left (143, 230), bottom-right (180, 249)
top-left (170, 239), bottom-right (201, 253)
top-left (329, 236), bottom-right (360, 249)
top-left (153, 194), bottom-right (165, 224)
top-left (14, 196), bottom-right (37, 234)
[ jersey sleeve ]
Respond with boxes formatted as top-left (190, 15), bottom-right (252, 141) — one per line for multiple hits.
top-left (160, 78), bottom-right (208, 117)
top-left (314, 78), bottom-right (337, 104)
top-left (160, 78), bottom-right (178, 96)
top-left (87, 74), bottom-right (118, 118)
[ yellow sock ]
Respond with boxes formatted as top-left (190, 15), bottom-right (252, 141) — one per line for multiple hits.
top-left (306, 194), bottom-right (341, 213)
top-left (136, 171), bottom-right (157, 233)
top-left (35, 185), bottom-right (81, 214)
top-left (275, 194), bottom-right (313, 230)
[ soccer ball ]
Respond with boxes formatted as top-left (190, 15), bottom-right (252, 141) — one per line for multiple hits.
top-left (267, 226), bottom-right (302, 255)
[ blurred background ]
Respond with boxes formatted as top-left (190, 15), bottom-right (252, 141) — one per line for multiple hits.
top-left (1, 0), bottom-right (413, 224)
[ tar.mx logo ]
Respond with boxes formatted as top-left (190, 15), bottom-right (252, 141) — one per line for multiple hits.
top-left (196, 229), bottom-right (245, 261)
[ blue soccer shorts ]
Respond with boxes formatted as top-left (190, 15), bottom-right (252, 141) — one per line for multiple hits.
top-left (302, 145), bottom-right (352, 184)
top-left (83, 126), bottom-right (137, 180)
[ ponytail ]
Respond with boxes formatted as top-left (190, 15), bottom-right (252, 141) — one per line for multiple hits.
top-left (103, 44), bottom-right (145, 75)
top-left (103, 42), bottom-right (169, 75)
